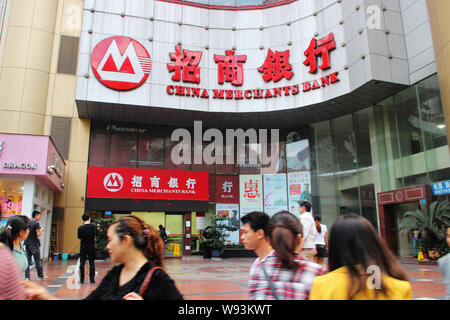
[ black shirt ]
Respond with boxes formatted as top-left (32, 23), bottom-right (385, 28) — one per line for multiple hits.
top-left (85, 261), bottom-right (183, 300)
top-left (24, 220), bottom-right (41, 248)
top-left (78, 223), bottom-right (96, 250)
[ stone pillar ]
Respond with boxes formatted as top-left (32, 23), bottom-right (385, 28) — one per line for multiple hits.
top-left (427, 0), bottom-right (450, 153)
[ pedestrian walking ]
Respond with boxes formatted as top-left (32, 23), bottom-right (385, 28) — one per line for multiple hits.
top-left (309, 214), bottom-right (412, 300)
top-left (313, 215), bottom-right (328, 267)
top-left (0, 215), bottom-right (31, 279)
top-left (24, 211), bottom-right (46, 280)
top-left (249, 211), bottom-right (326, 300)
top-left (158, 224), bottom-right (167, 244)
top-left (240, 211), bottom-right (274, 299)
top-left (297, 201), bottom-right (316, 261)
top-left (0, 242), bottom-right (26, 299)
top-left (78, 213), bottom-right (96, 284)
top-left (23, 214), bottom-right (183, 300)
top-left (437, 226), bottom-right (450, 300)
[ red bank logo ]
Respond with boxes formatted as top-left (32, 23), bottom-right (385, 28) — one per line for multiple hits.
top-left (91, 36), bottom-right (151, 91)
top-left (103, 173), bottom-right (124, 192)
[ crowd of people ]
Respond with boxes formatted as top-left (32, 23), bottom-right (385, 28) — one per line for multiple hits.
top-left (0, 200), bottom-right (449, 300)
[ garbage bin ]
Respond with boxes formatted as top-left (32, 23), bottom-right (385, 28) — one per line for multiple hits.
top-left (61, 253), bottom-right (69, 261)
top-left (52, 253), bottom-right (59, 261)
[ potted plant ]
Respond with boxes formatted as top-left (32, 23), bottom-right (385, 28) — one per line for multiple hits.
top-left (200, 215), bottom-right (237, 258)
top-left (399, 200), bottom-right (450, 260)
top-left (91, 216), bottom-right (115, 260)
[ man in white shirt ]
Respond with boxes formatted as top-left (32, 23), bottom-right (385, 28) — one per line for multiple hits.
top-left (298, 201), bottom-right (316, 261)
top-left (240, 211), bottom-right (274, 299)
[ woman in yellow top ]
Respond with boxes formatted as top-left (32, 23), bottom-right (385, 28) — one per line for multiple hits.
top-left (309, 215), bottom-right (412, 300)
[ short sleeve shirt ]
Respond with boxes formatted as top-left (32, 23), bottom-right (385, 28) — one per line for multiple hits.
top-left (24, 220), bottom-right (41, 247)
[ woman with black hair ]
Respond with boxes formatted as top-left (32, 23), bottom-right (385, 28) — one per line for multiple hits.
top-left (0, 215), bottom-right (31, 279)
top-left (23, 214), bottom-right (183, 300)
top-left (249, 211), bottom-right (326, 300)
top-left (313, 215), bottom-right (328, 266)
top-left (309, 214), bottom-right (412, 300)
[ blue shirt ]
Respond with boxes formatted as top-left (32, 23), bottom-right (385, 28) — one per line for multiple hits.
top-left (13, 243), bottom-right (28, 279)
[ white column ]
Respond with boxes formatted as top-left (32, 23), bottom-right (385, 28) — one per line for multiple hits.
top-left (22, 176), bottom-right (36, 219)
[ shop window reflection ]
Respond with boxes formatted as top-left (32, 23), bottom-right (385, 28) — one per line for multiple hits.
top-left (0, 180), bottom-right (24, 222)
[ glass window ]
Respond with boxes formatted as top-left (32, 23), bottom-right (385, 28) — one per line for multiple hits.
top-left (332, 114), bottom-right (356, 172)
top-left (89, 121), bottom-right (109, 167)
top-left (353, 109), bottom-right (372, 168)
top-left (57, 36), bottom-right (79, 75)
top-left (416, 75), bottom-right (447, 150)
top-left (0, 180), bottom-right (24, 221)
top-left (51, 117), bottom-right (72, 159)
top-left (109, 129), bottom-right (137, 168)
top-left (311, 120), bottom-right (338, 227)
top-left (137, 129), bottom-right (164, 169)
top-left (394, 86), bottom-right (423, 156)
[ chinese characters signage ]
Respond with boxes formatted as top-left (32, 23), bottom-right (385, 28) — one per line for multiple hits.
top-left (431, 180), bottom-right (450, 196)
top-left (86, 167), bottom-right (209, 201)
top-left (239, 175), bottom-right (263, 216)
top-left (166, 32), bottom-right (339, 100)
top-left (215, 176), bottom-right (239, 203)
top-left (287, 171), bottom-right (312, 218)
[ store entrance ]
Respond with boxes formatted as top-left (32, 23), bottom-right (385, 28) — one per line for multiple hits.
top-left (390, 202), bottom-right (419, 257)
top-left (165, 213), bottom-right (184, 257)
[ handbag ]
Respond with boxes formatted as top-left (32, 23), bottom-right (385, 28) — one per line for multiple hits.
top-left (261, 263), bottom-right (279, 300)
top-left (138, 266), bottom-right (163, 297)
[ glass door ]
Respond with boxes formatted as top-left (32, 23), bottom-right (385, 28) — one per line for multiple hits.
top-left (165, 213), bottom-right (184, 256)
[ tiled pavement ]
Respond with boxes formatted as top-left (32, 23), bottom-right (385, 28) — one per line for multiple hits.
top-left (27, 256), bottom-right (447, 300)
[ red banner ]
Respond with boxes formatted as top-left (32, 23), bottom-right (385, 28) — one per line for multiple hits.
top-left (86, 167), bottom-right (209, 201)
top-left (215, 176), bottom-right (239, 203)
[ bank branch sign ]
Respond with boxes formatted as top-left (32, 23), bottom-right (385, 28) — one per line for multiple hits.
top-left (91, 36), bottom-right (151, 91)
top-left (91, 33), bottom-right (339, 97)
top-left (87, 167), bottom-right (209, 201)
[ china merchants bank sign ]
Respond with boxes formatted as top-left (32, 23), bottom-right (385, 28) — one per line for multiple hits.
top-left (91, 34), bottom-right (340, 99)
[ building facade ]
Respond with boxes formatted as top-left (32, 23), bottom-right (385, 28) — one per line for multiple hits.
top-left (0, 0), bottom-right (449, 258)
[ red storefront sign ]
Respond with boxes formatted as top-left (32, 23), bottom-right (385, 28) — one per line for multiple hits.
top-left (86, 167), bottom-right (209, 201)
top-left (215, 176), bottom-right (239, 203)
top-left (91, 36), bottom-right (151, 91)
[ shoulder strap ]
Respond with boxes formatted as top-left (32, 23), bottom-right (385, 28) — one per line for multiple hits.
top-left (261, 263), bottom-right (279, 300)
top-left (138, 266), bottom-right (163, 297)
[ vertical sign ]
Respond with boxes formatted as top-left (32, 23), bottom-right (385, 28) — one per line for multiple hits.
top-left (216, 203), bottom-right (240, 245)
top-left (263, 174), bottom-right (288, 216)
top-left (239, 175), bottom-right (263, 216)
top-left (287, 171), bottom-right (311, 218)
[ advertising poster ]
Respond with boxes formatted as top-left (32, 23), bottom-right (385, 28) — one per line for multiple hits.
top-left (216, 203), bottom-right (240, 245)
top-left (286, 135), bottom-right (310, 171)
top-left (239, 175), bottom-right (263, 216)
top-left (263, 174), bottom-right (288, 216)
top-left (216, 175), bottom-right (239, 203)
top-left (287, 171), bottom-right (311, 218)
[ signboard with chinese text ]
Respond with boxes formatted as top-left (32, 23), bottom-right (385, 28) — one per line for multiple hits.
top-left (263, 174), bottom-right (288, 216)
top-left (431, 180), bottom-right (450, 196)
top-left (86, 167), bottom-right (209, 201)
top-left (287, 171), bottom-right (312, 218)
top-left (215, 176), bottom-right (239, 203)
top-left (239, 175), bottom-right (263, 216)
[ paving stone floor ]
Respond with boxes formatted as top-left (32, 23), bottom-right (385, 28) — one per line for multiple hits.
top-left (27, 256), bottom-right (447, 300)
